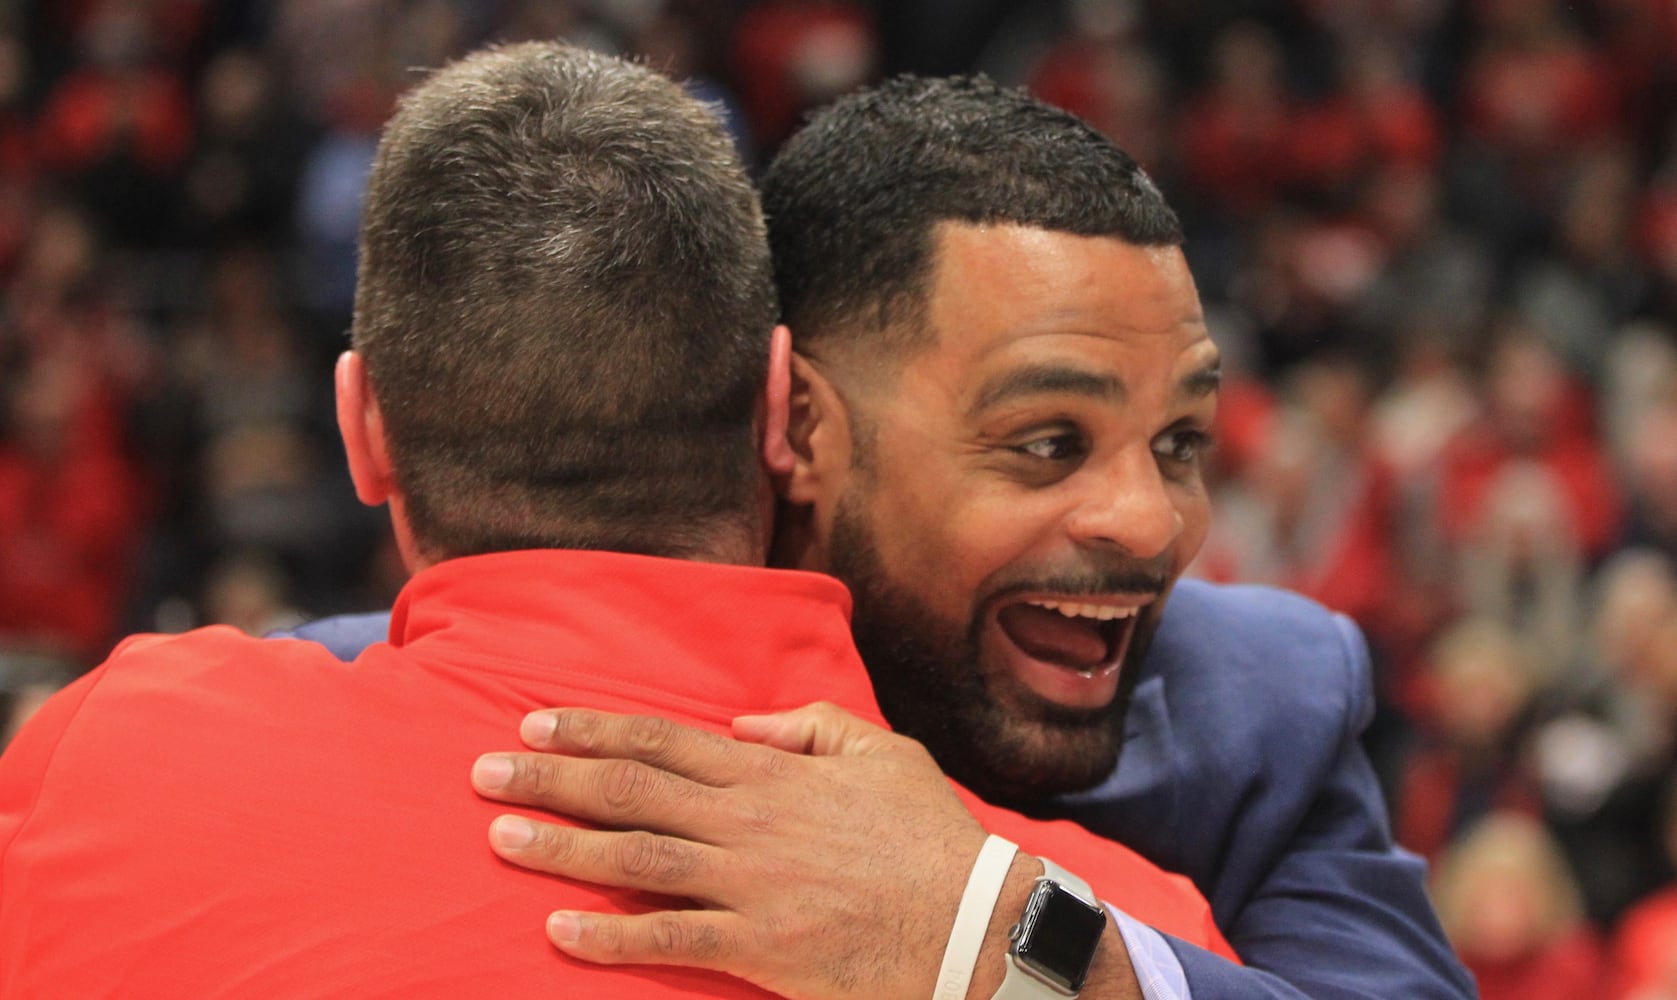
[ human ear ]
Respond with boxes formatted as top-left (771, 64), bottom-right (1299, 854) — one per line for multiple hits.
top-left (760, 325), bottom-right (795, 477)
top-left (335, 351), bottom-right (396, 507)
top-left (779, 349), bottom-right (852, 506)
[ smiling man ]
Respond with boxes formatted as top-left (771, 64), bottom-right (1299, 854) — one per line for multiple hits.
top-left (784, 222), bottom-right (1221, 805)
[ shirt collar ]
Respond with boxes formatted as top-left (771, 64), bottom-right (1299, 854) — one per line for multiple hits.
top-left (388, 550), bottom-right (886, 726)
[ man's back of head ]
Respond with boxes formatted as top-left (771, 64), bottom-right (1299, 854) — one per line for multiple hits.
top-left (353, 42), bottom-right (776, 564)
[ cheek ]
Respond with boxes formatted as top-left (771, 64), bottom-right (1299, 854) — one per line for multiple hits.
top-left (1173, 483), bottom-right (1213, 568)
top-left (871, 483), bottom-right (1033, 610)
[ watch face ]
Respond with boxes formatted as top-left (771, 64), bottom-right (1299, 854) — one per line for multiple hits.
top-left (1015, 880), bottom-right (1107, 993)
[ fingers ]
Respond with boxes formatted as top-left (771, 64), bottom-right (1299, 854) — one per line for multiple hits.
top-left (732, 701), bottom-right (898, 757)
top-left (545, 909), bottom-right (744, 975)
top-left (488, 814), bottom-right (721, 900)
top-left (520, 709), bottom-right (768, 787)
top-left (473, 751), bottom-right (717, 837)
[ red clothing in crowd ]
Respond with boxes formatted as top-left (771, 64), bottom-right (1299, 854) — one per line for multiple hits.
top-left (35, 68), bottom-right (192, 174)
top-left (1460, 25), bottom-right (1619, 156)
top-left (1288, 85), bottom-right (1440, 196)
top-left (1434, 415), bottom-right (1624, 560)
top-left (1610, 887), bottom-right (1677, 999)
top-left (1177, 88), bottom-right (1293, 220)
top-left (0, 392), bottom-right (144, 661)
top-left (0, 550), bottom-right (1232, 997)
top-left (729, 0), bottom-right (874, 148)
top-left (1466, 926), bottom-right (1607, 1000)
top-left (1393, 742), bottom-right (1544, 861)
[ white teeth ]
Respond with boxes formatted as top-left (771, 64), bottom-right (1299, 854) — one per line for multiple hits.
top-left (1024, 599), bottom-right (1140, 622)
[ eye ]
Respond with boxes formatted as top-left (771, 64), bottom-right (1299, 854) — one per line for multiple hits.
top-left (1014, 431), bottom-right (1087, 462)
top-left (1153, 426), bottom-right (1214, 467)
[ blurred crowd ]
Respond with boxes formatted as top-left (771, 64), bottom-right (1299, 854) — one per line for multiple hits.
top-left (1, 0), bottom-right (1675, 995)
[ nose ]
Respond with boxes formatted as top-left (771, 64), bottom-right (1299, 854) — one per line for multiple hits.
top-left (1064, 447), bottom-right (1183, 560)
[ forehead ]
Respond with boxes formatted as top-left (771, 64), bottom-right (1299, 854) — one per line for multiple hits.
top-left (916, 222), bottom-right (1213, 383)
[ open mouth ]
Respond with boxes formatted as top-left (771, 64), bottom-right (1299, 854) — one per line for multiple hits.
top-left (990, 596), bottom-right (1148, 708)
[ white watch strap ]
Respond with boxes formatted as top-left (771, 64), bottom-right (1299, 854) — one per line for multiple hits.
top-left (1034, 856), bottom-right (1095, 905)
top-left (933, 834), bottom-right (1019, 1000)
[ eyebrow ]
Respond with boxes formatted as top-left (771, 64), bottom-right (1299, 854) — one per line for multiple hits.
top-left (1180, 361), bottom-right (1222, 399)
top-left (969, 357), bottom-right (1222, 416)
top-left (969, 365), bottom-right (1127, 416)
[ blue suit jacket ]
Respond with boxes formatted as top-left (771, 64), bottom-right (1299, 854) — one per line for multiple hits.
top-left (1046, 579), bottom-right (1472, 997)
top-left (282, 578), bottom-right (1472, 999)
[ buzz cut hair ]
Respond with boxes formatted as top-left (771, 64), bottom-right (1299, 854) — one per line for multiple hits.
top-left (352, 42), bottom-right (776, 561)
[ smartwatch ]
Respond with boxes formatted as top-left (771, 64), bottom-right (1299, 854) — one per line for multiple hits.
top-left (991, 858), bottom-right (1107, 998)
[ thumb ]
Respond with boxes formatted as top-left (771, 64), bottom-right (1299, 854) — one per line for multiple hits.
top-left (733, 701), bottom-right (894, 757)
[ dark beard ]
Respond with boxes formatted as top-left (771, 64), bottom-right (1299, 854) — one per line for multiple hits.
top-left (828, 494), bottom-right (1150, 807)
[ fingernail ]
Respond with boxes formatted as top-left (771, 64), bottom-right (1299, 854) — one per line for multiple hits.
top-left (548, 911), bottom-right (582, 944)
top-left (490, 814), bottom-right (535, 849)
top-left (521, 711), bottom-right (557, 744)
top-left (472, 754), bottom-right (514, 790)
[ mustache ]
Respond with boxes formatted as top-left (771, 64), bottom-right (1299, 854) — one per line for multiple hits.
top-left (984, 559), bottom-right (1172, 605)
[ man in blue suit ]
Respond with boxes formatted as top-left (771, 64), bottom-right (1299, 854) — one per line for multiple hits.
top-left (291, 77), bottom-right (1470, 998)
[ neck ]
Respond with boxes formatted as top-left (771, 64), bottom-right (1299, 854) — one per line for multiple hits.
top-left (684, 521), bottom-right (771, 567)
top-left (393, 487), bottom-right (773, 574)
top-left (767, 499), bottom-right (824, 571)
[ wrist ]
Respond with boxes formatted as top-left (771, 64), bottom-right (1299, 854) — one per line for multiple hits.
top-left (966, 852), bottom-right (1044, 997)
top-left (968, 857), bottom-right (1139, 1000)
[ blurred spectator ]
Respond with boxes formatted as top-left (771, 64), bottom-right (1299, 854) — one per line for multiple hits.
top-left (1023, 1), bottom-right (1168, 171)
top-left (1641, 147), bottom-right (1677, 309)
top-left (1436, 324), bottom-right (1623, 574)
top-left (730, 0), bottom-right (875, 154)
top-left (1288, 35), bottom-right (1440, 207)
top-left (1596, 328), bottom-right (1677, 563)
top-left (1450, 0), bottom-right (1620, 256)
top-left (200, 549), bottom-right (304, 637)
top-left (0, 201), bottom-right (149, 663)
top-left (1597, 0), bottom-right (1677, 145)
top-left (1457, 0), bottom-right (1618, 156)
top-left (169, 243), bottom-right (346, 600)
top-left (1349, 161), bottom-right (1494, 379)
top-left (1608, 775), bottom-right (1677, 1000)
top-left (1196, 356), bottom-right (1399, 635)
top-left (291, 76), bottom-right (386, 338)
top-left (35, 0), bottom-right (194, 249)
top-left (1511, 144), bottom-right (1650, 380)
top-left (175, 46), bottom-right (311, 247)
top-left (1224, 206), bottom-right (1388, 374)
top-left (1538, 559), bottom-right (1677, 925)
top-left (0, 31), bottom-right (37, 274)
top-left (1396, 618), bottom-right (1545, 860)
top-left (1366, 321), bottom-right (1474, 480)
top-left (0, 347), bottom-right (144, 663)
top-left (1600, 324), bottom-right (1677, 474)
top-left (1177, 20), bottom-right (1294, 224)
top-left (1432, 811), bottom-right (1607, 1000)
top-left (1620, 393), bottom-right (1677, 563)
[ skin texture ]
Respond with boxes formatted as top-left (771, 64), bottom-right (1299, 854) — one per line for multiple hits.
top-left (779, 224), bottom-right (1220, 803)
top-left (470, 225), bottom-right (1219, 997)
